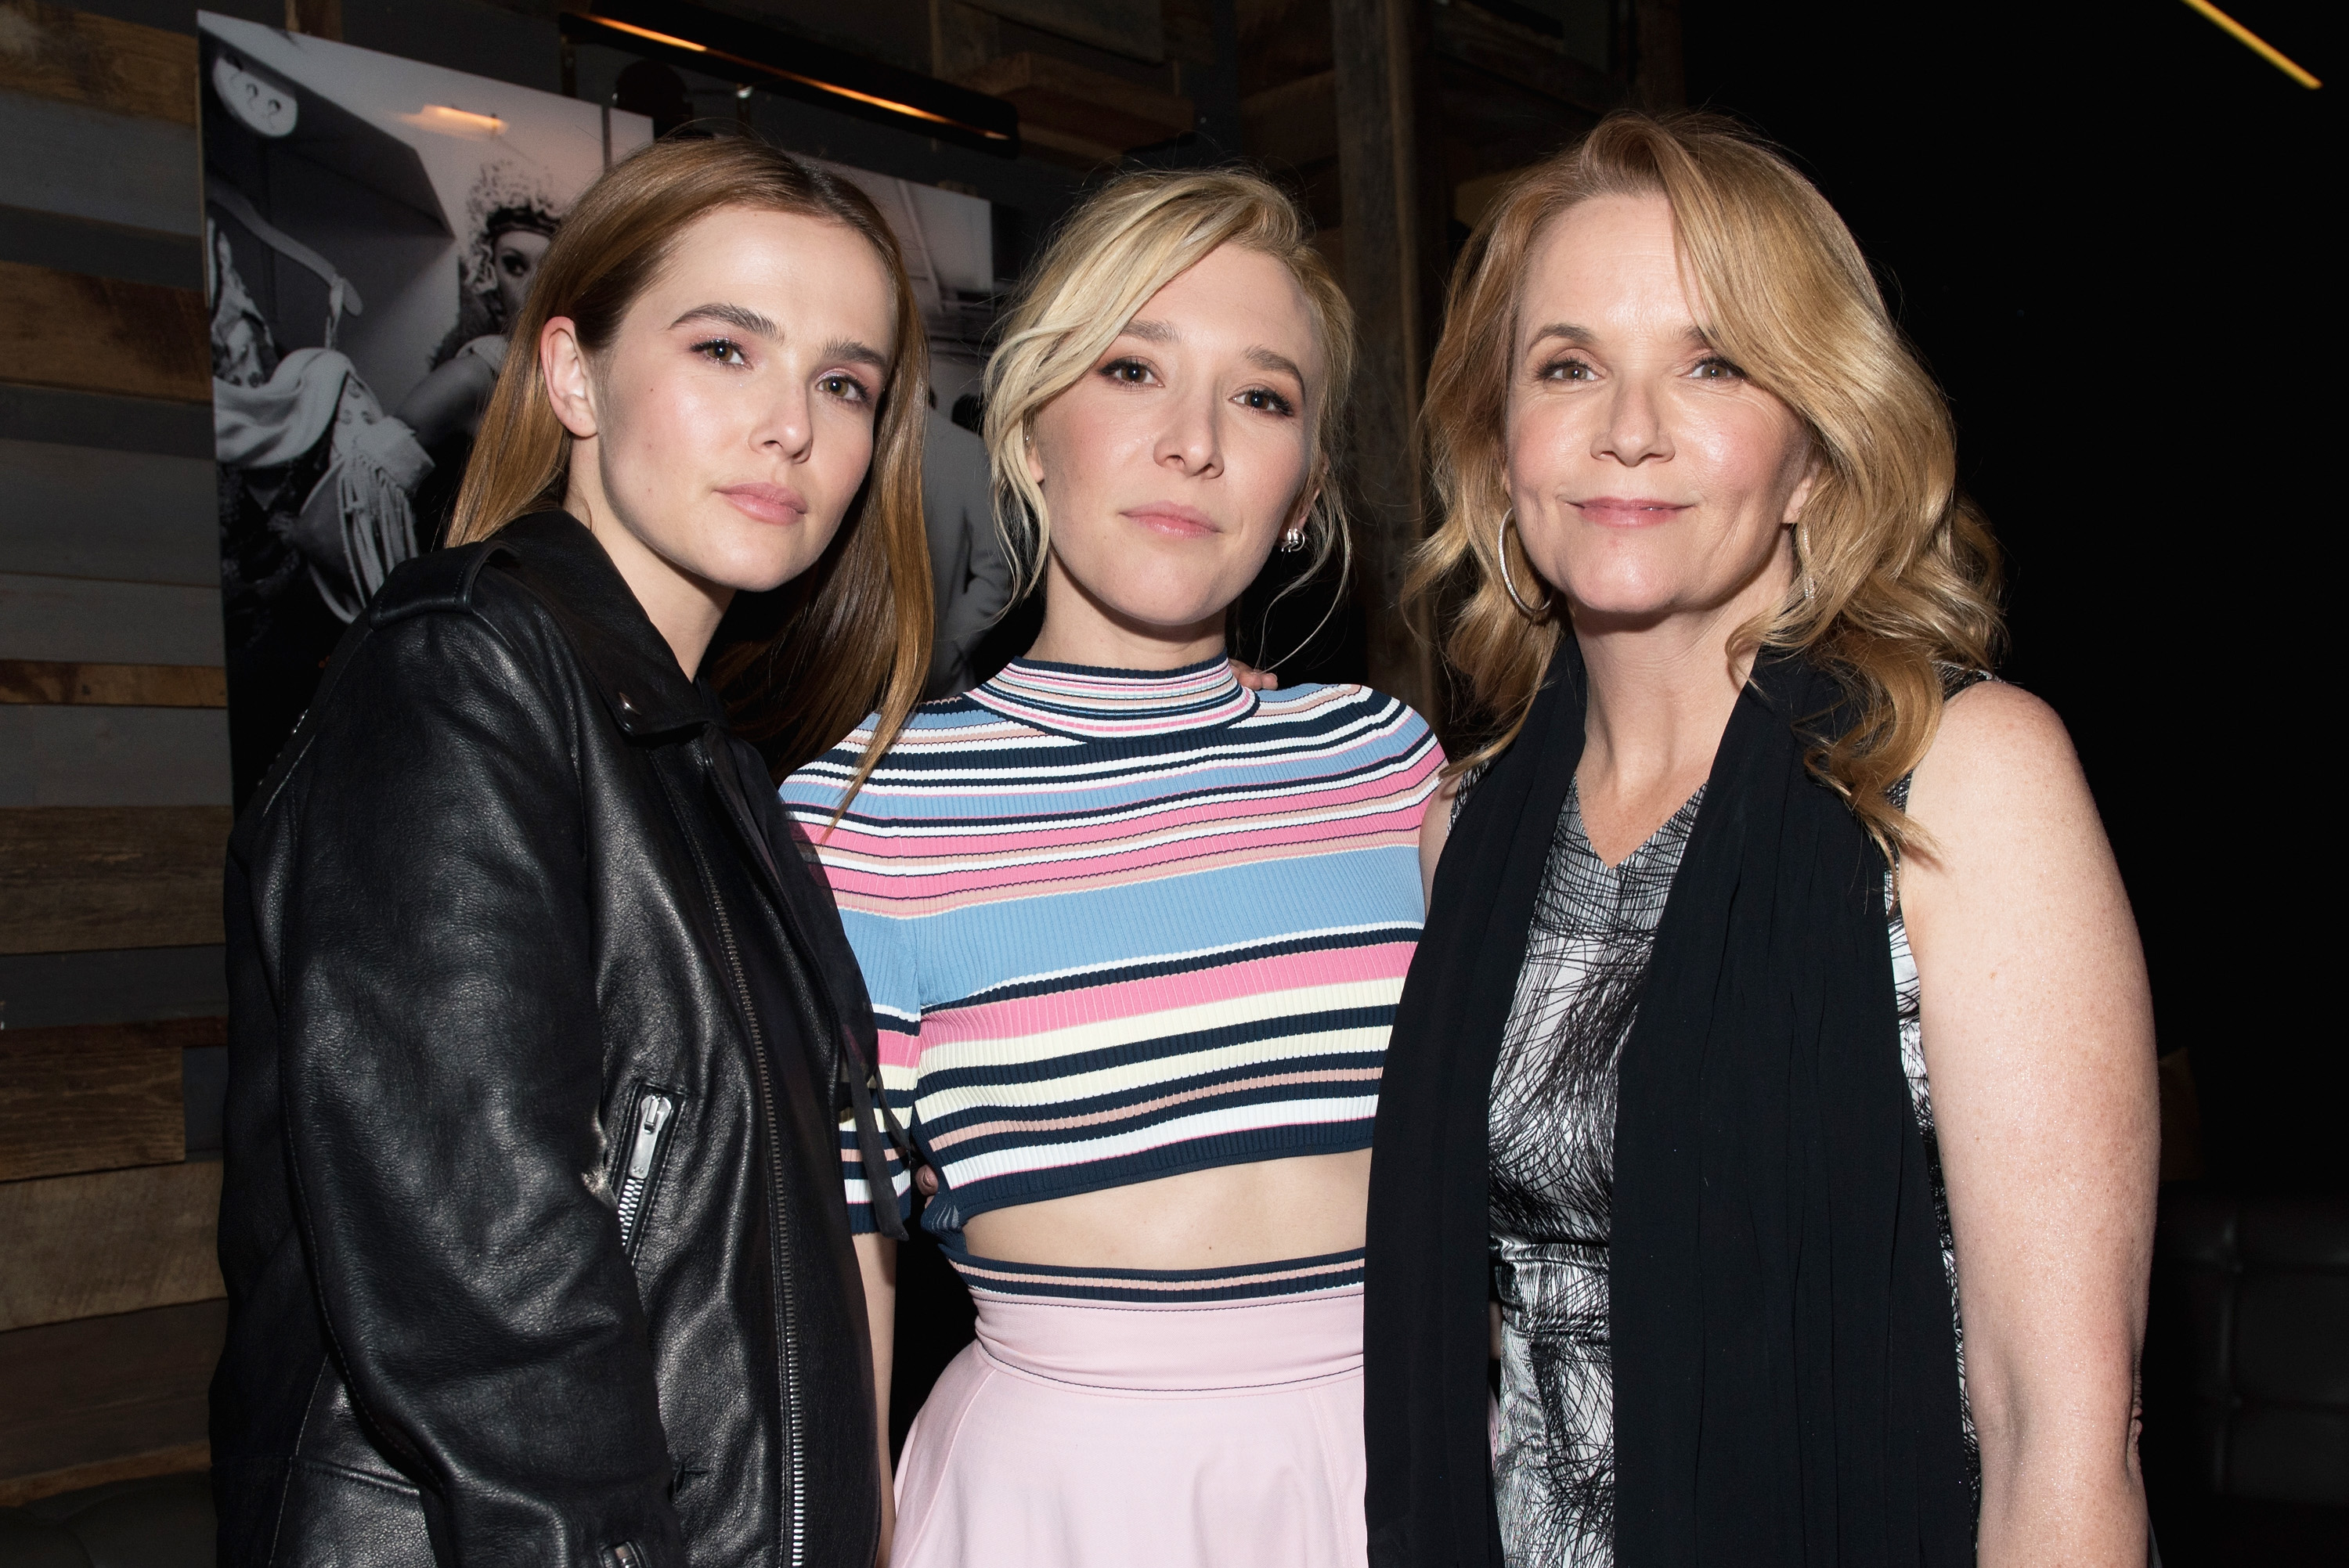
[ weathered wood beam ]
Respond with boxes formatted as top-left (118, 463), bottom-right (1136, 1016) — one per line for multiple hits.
top-left (0, 262), bottom-right (211, 405)
top-left (0, 1299), bottom-right (223, 1499)
top-left (0, 805), bottom-right (232, 955)
top-left (1431, 1), bottom-right (1626, 117)
top-left (0, 661), bottom-right (227, 708)
top-left (1330, 0), bottom-right (1449, 718)
top-left (0, 0), bottom-right (198, 126)
top-left (0, 1019), bottom-right (219, 1183)
top-left (0, 1160), bottom-right (225, 1331)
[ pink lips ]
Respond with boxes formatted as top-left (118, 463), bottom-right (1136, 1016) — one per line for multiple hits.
top-left (1571, 496), bottom-right (1690, 527)
top-left (719, 483), bottom-right (809, 526)
top-left (1124, 503), bottom-right (1218, 539)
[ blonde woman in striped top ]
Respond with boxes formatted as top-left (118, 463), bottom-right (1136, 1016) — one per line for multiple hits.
top-left (784, 169), bottom-right (1440, 1566)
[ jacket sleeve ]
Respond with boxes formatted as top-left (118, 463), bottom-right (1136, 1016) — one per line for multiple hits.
top-left (261, 607), bottom-right (684, 1568)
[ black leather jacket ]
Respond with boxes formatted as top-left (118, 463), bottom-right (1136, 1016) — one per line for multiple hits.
top-left (214, 514), bottom-right (888, 1568)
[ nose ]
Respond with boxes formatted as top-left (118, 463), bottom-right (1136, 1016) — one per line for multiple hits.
top-left (1593, 373), bottom-right (1671, 468)
top-left (755, 377), bottom-right (816, 463)
top-left (1154, 380), bottom-right (1223, 478)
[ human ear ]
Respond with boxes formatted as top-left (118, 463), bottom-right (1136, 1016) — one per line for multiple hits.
top-left (1781, 445), bottom-right (1824, 527)
top-left (539, 315), bottom-right (598, 440)
top-left (1023, 423), bottom-right (1045, 488)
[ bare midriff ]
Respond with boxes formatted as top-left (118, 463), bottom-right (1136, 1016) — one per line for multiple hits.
top-left (958, 1148), bottom-right (1373, 1271)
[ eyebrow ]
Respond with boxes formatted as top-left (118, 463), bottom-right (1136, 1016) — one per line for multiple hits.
top-left (672, 302), bottom-right (779, 338)
top-left (1117, 317), bottom-right (1308, 387)
top-left (822, 337), bottom-right (891, 371)
top-left (1244, 346), bottom-right (1307, 386)
top-left (1526, 322), bottom-right (1715, 351)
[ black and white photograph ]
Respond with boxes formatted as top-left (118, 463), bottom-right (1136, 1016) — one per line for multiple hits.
top-left (199, 13), bottom-right (651, 800)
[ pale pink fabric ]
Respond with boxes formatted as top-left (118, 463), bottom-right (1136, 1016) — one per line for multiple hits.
top-left (889, 1286), bottom-right (1366, 1567)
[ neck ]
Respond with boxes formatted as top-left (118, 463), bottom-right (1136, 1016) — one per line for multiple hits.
top-left (1023, 553), bottom-right (1225, 671)
top-left (564, 452), bottom-right (731, 679)
top-left (1572, 557), bottom-right (1792, 802)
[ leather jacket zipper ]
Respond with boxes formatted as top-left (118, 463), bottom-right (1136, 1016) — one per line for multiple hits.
top-left (614, 1088), bottom-right (675, 1254)
top-left (659, 759), bottom-right (807, 1568)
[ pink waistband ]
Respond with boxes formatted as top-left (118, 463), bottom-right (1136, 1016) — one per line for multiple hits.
top-left (972, 1282), bottom-right (1364, 1393)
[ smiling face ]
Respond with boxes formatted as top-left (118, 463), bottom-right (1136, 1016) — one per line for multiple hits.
top-left (1506, 193), bottom-right (1817, 628)
top-left (542, 205), bottom-right (896, 669)
top-left (1023, 243), bottom-right (1324, 665)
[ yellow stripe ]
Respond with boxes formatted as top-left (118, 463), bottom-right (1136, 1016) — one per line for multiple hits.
top-left (2179, 0), bottom-right (2321, 88)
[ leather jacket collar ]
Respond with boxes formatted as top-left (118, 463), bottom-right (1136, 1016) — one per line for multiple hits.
top-left (493, 511), bottom-right (723, 741)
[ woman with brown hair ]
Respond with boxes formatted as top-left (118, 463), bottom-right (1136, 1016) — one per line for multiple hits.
top-left (1362, 115), bottom-right (2157, 1566)
top-left (215, 136), bottom-right (928, 1568)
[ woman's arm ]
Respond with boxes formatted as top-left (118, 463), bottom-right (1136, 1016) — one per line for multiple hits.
top-left (269, 610), bottom-right (681, 1563)
top-left (1901, 683), bottom-right (2158, 1567)
top-left (855, 1233), bottom-right (897, 1564)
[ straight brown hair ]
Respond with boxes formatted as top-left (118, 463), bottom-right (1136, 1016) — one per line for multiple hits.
top-left (1413, 113), bottom-right (2003, 856)
top-left (447, 135), bottom-right (932, 786)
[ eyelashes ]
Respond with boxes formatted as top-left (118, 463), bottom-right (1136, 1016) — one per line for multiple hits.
top-left (1099, 356), bottom-right (1300, 417)
top-left (691, 340), bottom-right (875, 406)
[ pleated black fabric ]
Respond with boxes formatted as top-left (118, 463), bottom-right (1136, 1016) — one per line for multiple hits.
top-left (1363, 639), bottom-right (1974, 1568)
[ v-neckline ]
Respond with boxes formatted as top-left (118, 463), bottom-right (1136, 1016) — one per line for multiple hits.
top-left (1569, 777), bottom-right (1706, 874)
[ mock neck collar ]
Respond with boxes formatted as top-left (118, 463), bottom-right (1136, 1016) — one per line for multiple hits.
top-left (972, 655), bottom-right (1256, 738)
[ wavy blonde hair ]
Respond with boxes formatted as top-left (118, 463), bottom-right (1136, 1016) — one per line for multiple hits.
top-left (446, 135), bottom-right (931, 786)
top-left (983, 168), bottom-right (1355, 605)
top-left (1413, 113), bottom-right (2002, 854)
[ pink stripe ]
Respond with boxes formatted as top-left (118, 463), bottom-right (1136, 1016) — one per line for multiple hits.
top-left (849, 762), bottom-right (1440, 862)
top-left (821, 809), bottom-right (1427, 906)
top-left (825, 830), bottom-right (1420, 914)
top-left (929, 939), bottom-right (1416, 1045)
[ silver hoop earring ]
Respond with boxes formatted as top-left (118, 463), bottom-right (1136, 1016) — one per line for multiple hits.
top-left (1497, 508), bottom-right (1546, 618)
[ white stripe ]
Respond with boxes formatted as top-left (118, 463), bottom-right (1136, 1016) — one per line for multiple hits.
top-left (939, 1095), bottom-right (1378, 1184)
top-left (919, 976), bottom-right (1403, 1079)
top-left (915, 1019), bottom-right (1393, 1120)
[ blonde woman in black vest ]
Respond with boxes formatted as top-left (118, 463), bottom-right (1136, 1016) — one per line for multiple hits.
top-left (1363, 114), bottom-right (2156, 1567)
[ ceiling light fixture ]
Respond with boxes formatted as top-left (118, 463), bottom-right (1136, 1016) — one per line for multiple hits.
top-left (561, 1), bottom-right (1020, 155)
top-left (2179, 0), bottom-right (2321, 88)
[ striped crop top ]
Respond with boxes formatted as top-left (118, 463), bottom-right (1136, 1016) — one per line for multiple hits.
top-left (780, 657), bottom-right (1444, 1237)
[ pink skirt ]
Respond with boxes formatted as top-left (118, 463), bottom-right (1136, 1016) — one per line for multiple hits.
top-left (889, 1253), bottom-right (1367, 1568)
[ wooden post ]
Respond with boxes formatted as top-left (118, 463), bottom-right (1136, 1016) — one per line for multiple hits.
top-left (1330, 0), bottom-right (1448, 718)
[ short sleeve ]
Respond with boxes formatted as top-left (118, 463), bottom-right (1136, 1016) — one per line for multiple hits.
top-left (780, 757), bottom-right (920, 1235)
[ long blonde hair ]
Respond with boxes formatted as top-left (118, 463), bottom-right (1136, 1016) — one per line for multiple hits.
top-left (983, 168), bottom-right (1355, 603)
top-left (446, 135), bottom-right (931, 784)
top-left (1413, 113), bottom-right (2002, 853)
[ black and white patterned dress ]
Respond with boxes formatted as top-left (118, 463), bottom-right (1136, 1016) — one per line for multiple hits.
top-left (1487, 776), bottom-right (1976, 1567)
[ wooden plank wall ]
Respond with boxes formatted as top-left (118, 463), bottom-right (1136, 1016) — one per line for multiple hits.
top-left (0, 0), bottom-right (233, 1504)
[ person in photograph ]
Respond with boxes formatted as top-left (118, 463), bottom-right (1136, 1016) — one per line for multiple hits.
top-left (918, 397), bottom-right (1012, 697)
top-left (1362, 113), bottom-right (2159, 1567)
top-left (400, 161), bottom-right (567, 545)
top-left (782, 169), bottom-right (1443, 1566)
top-left (214, 136), bottom-right (931, 1568)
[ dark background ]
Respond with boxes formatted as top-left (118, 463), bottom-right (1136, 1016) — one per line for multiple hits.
top-left (1679, 0), bottom-right (2334, 1196)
